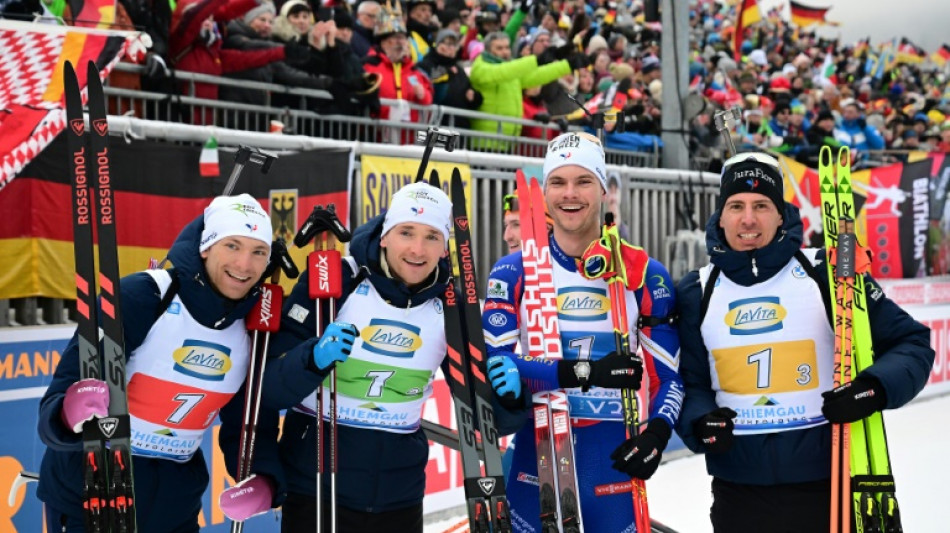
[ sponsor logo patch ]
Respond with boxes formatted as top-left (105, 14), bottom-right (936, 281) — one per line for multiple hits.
top-left (724, 297), bottom-right (786, 335)
top-left (360, 319), bottom-right (422, 358)
top-left (172, 339), bottom-right (233, 381)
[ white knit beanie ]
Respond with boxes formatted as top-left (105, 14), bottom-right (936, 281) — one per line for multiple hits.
top-left (199, 194), bottom-right (273, 253)
top-left (243, 1), bottom-right (276, 25)
top-left (542, 132), bottom-right (608, 191)
top-left (381, 182), bottom-right (452, 244)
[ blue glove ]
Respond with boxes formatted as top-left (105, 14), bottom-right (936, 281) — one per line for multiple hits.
top-left (487, 356), bottom-right (523, 409)
top-left (312, 321), bottom-right (359, 371)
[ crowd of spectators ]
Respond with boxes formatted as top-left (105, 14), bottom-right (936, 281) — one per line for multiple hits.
top-left (3, 0), bottom-right (950, 164)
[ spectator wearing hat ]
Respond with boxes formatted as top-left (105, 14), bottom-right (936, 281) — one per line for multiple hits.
top-left (363, 0), bottom-right (434, 144)
top-left (405, 0), bottom-right (438, 63)
top-left (271, 0), bottom-right (312, 44)
top-left (768, 101), bottom-right (805, 156)
top-left (219, 1), bottom-right (336, 123)
top-left (469, 30), bottom-right (587, 151)
top-left (168, 0), bottom-right (313, 125)
top-left (838, 99), bottom-right (885, 162)
top-left (800, 109), bottom-right (845, 166)
top-left (416, 28), bottom-right (483, 129)
top-left (737, 70), bottom-right (758, 96)
top-left (350, 0), bottom-right (380, 57)
top-left (938, 121), bottom-right (950, 152)
top-left (641, 54), bottom-right (661, 83)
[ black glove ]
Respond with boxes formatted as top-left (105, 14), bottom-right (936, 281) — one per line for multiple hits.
top-left (553, 43), bottom-right (574, 60)
top-left (144, 52), bottom-right (169, 79)
top-left (821, 376), bottom-right (887, 424)
top-left (533, 111), bottom-right (551, 124)
top-left (554, 117), bottom-right (569, 132)
top-left (694, 407), bottom-right (737, 454)
top-left (283, 43), bottom-right (310, 65)
top-left (567, 52), bottom-right (590, 70)
top-left (857, 118), bottom-right (868, 130)
top-left (610, 420), bottom-right (672, 480)
top-left (558, 351), bottom-right (643, 392)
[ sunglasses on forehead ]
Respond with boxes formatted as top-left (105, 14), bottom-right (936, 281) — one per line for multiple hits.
top-left (722, 151), bottom-right (782, 173)
top-left (503, 194), bottom-right (518, 212)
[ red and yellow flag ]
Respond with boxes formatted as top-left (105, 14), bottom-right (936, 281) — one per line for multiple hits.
top-left (789, 1), bottom-right (836, 28)
top-left (734, 0), bottom-right (762, 61)
top-left (932, 44), bottom-right (950, 67)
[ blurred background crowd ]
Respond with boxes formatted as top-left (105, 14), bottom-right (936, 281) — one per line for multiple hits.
top-left (2, 0), bottom-right (950, 169)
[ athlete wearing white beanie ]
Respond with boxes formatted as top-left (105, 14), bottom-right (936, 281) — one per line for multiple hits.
top-left (542, 132), bottom-right (608, 191)
top-left (199, 194), bottom-right (273, 254)
top-left (381, 182), bottom-right (452, 246)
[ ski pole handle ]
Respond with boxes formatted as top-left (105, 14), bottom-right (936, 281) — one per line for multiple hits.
top-left (713, 106), bottom-right (742, 157)
top-left (308, 250), bottom-right (343, 300)
top-left (222, 145), bottom-right (277, 196)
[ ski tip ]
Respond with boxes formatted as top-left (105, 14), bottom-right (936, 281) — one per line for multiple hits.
top-left (837, 146), bottom-right (851, 170)
top-left (819, 145), bottom-right (833, 168)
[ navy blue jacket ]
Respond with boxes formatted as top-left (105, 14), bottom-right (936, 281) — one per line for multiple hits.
top-left (37, 216), bottom-right (285, 531)
top-left (259, 214), bottom-right (529, 512)
top-left (675, 204), bottom-right (934, 485)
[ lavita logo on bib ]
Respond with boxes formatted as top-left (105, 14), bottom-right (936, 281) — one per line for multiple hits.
top-left (556, 286), bottom-right (609, 321)
top-left (172, 339), bottom-right (233, 380)
top-left (724, 297), bottom-right (786, 335)
top-left (361, 319), bottom-right (422, 358)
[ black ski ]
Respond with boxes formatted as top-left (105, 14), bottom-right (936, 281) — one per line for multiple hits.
top-left (440, 169), bottom-right (511, 533)
top-left (65, 60), bottom-right (136, 533)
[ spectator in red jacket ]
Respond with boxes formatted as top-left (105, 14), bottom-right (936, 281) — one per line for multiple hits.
top-left (169, 0), bottom-right (309, 124)
top-left (362, 2), bottom-right (433, 144)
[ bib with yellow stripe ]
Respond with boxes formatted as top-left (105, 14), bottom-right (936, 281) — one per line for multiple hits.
top-left (698, 250), bottom-right (834, 435)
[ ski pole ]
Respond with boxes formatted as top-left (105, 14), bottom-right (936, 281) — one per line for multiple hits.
top-left (602, 212), bottom-right (651, 533)
top-left (294, 205), bottom-right (352, 533)
top-left (414, 127), bottom-right (460, 184)
top-left (231, 238), bottom-right (298, 533)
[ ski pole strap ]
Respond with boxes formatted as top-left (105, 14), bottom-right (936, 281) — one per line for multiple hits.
top-left (699, 266), bottom-right (720, 323)
top-left (637, 313), bottom-right (678, 328)
top-left (793, 249), bottom-right (833, 328)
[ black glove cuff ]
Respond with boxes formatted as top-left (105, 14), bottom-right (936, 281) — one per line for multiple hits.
top-left (645, 418), bottom-right (672, 447)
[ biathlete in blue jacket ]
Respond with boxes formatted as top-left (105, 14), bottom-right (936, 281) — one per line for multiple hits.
top-left (482, 132), bottom-right (684, 533)
top-left (258, 181), bottom-right (529, 533)
top-left (37, 194), bottom-right (295, 532)
top-left (675, 152), bottom-right (934, 532)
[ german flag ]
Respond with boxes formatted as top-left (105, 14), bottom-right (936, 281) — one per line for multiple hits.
top-left (932, 44), bottom-right (950, 67)
top-left (0, 137), bottom-right (351, 299)
top-left (68, 0), bottom-right (117, 29)
top-left (789, 1), bottom-right (836, 28)
top-left (734, 0), bottom-right (762, 61)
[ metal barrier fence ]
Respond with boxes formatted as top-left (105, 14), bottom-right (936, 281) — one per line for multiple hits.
top-left (106, 63), bottom-right (659, 167)
top-left (1, 117), bottom-right (714, 327)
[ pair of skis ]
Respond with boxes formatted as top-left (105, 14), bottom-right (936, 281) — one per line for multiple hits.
top-left (820, 145), bottom-right (901, 533)
top-left (433, 168), bottom-right (512, 533)
top-left (65, 60), bottom-right (136, 532)
top-left (515, 171), bottom-right (583, 533)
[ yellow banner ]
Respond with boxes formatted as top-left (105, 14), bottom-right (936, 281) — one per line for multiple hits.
top-left (360, 156), bottom-right (473, 225)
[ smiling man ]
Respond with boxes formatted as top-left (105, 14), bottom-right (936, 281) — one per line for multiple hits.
top-left (258, 182), bottom-right (528, 532)
top-left (482, 132), bottom-right (683, 532)
top-left (674, 152), bottom-right (933, 532)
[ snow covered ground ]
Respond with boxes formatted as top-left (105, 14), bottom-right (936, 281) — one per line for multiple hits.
top-left (425, 393), bottom-right (950, 533)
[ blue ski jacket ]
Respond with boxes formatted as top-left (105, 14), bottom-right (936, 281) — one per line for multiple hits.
top-left (259, 214), bottom-right (529, 512)
top-left (37, 215), bottom-right (286, 532)
top-left (675, 204), bottom-right (934, 486)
